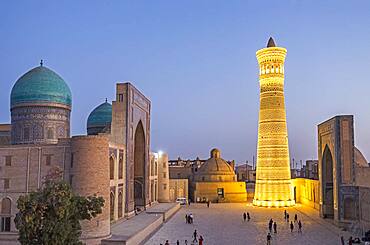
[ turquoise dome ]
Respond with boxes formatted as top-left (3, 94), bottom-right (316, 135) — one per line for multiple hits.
top-left (10, 65), bottom-right (72, 108)
top-left (87, 101), bottom-right (112, 129)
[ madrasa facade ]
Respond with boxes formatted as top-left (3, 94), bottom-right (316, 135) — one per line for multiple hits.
top-left (0, 63), bottom-right (170, 244)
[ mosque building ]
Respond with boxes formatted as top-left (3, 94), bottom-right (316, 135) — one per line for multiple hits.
top-left (0, 63), bottom-right (169, 244)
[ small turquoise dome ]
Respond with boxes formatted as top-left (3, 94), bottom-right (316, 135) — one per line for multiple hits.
top-left (10, 65), bottom-right (72, 108)
top-left (87, 101), bottom-right (112, 129)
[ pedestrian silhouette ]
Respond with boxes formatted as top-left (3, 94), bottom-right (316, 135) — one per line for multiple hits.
top-left (268, 219), bottom-right (273, 232)
top-left (193, 229), bottom-right (198, 242)
top-left (243, 212), bottom-right (247, 222)
top-left (286, 213), bottom-right (290, 222)
top-left (294, 214), bottom-right (298, 222)
top-left (273, 222), bottom-right (277, 234)
top-left (247, 212), bottom-right (251, 221)
top-left (349, 236), bottom-right (353, 245)
top-left (177, 240), bottom-right (180, 245)
top-left (298, 220), bottom-right (302, 233)
top-left (267, 232), bottom-right (272, 245)
top-left (290, 221), bottom-right (294, 232)
top-left (199, 235), bottom-right (204, 245)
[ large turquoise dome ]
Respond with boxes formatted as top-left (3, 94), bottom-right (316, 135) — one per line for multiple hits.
top-left (10, 65), bottom-right (72, 108)
top-left (87, 101), bottom-right (112, 135)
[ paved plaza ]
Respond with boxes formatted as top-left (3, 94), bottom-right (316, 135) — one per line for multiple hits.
top-left (145, 203), bottom-right (354, 245)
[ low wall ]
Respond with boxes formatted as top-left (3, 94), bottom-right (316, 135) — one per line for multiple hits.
top-left (292, 178), bottom-right (320, 210)
top-left (194, 182), bottom-right (247, 203)
top-left (146, 203), bottom-right (180, 222)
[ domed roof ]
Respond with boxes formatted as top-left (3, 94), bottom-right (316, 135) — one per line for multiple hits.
top-left (87, 100), bottom-right (112, 129)
top-left (197, 148), bottom-right (235, 176)
top-left (10, 64), bottom-right (72, 108)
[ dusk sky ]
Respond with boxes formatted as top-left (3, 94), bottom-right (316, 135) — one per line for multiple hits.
top-left (1, 1), bottom-right (370, 164)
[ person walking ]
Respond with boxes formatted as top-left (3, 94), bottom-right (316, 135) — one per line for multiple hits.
top-left (294, 214), bottom-right (298, 222)
top-left (199, 235), bottom-right (204, 245)
top-left (207, 201), bottom-right (210, 208)
top-left (185, 239), bottom-right (188, 245)
top-left (266, 232), bottom-right (272, 245)
top-left (185, 214), bottom-right (188, 224)
top-left (340, 236), bottom-right (345, 245)
top-left (243, 212), bottom-right (247, 222)
top-left (189, 213), bottom-right (194, 224)
top-left (298, 220), bottom-right (302, 233)
top-left (290, 221), bottom-right (294, 232)
top-left (273, 222), bottom-right (277, 234)
top-left (193, 229), bottom-right (198, 242)
top-left (269, 219), bottom-right (274, 231)
top-left (247, 212), bottom-right (251, 221)
top-left (284, 210), bottom-right (287, 220)
top-left (165, 240), bottom-right (169, 245)
top-left (286, 213), bottom-right (290, 223)
top-left (348, 236), bottom-right (353, 245)
top-left (176, 240), bottom-right (180, 245)
top-left (268, 220), bottom-right (272, 233)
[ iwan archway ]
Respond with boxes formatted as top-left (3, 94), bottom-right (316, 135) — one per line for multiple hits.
top-left (134, 121), bottom-right (146, 208)
top-left (317, 115), bottom-right (359, 225)
top-left (322, 145), bottom-right (334, 218)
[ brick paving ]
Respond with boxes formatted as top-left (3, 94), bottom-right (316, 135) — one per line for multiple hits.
top-left (145, 203), bottom-right (354, 245)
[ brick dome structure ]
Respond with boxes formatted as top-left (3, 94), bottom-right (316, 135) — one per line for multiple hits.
top-left (195, 148), bottom-right (236, 182)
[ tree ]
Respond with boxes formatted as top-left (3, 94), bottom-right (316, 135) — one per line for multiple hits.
top-left (14, 169), bottom-right (104, 245)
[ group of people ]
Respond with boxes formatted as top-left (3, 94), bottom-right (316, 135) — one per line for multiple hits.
top-left (185, 213), bottom-right (194, 224)
top-left (242, 212), bottom-right (251, 222)
top-left (284, 210), bottom-right (302, 233)
top-left (266, 210), bottom-right (303, 245)
top-left (160, 230), bottom-right (204, 245)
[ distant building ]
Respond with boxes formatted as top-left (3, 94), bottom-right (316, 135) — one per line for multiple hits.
top-left (235, 163), bottom-right (255, 182)
top-left (305, 160), bottom-right (318, 179)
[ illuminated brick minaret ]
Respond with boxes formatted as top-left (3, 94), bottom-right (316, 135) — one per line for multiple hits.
top-left (253, 37), bottom-right (295, 207)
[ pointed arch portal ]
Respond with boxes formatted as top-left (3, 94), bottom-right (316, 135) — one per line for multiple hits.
top-left (322, 145), bottom-right (334, 218)
top-left (134, 121), bottom-right (146, 208)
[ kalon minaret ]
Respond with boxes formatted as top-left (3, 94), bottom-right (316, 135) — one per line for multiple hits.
top-left (253, 37), bottom-right (295, 207)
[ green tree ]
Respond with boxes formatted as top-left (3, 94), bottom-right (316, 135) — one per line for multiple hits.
top-left (14, 169), bottom-right (104, 245)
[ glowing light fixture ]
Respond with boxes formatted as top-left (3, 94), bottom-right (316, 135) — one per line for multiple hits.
top-left (253, 37), bottom-right (295, 207)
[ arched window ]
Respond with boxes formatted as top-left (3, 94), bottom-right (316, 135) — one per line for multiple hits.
top-left (118, 191), bottom-right (123, 218)
top-left (150, 159), bottom-right (154, 176)
top-left (1, 198), bottom-right (11, 232)
top-left (118, 157), bottom-right (123, 179)
top-left (110, 192), bottom-right (115, 221)
top-left (23, 127), bottom-right (30, 141)
top-left (47, 128), bottom-right (54, 139)
top-left (110, 157), bottom-right (114, 180)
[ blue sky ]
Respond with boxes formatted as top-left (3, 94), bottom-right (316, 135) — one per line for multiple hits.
top-left (1, 1), bottom-right (370, 164)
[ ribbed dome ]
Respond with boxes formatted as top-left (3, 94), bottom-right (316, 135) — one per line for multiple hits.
top-left (195, 149), bottom-right (236, 182)
top-left (198, 157), bottom-right (234, 175)
top-left (10, 65), bottom-right (72, 108)
top-left (87, 101), bottom-right (112, 130)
